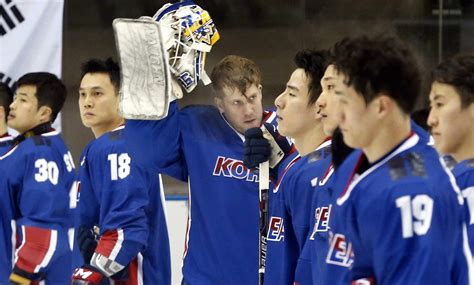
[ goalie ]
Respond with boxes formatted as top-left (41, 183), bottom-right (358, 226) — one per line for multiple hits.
top-left (120, 1), bottom-right (289, 284)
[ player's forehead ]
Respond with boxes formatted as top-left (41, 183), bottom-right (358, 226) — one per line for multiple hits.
top-left (287, 68), bottom-right (309, 91)
top-left (321, 65), bottom-right (337, 83)
top-left (80, 72), bottom-right (114, 90)
top-left (429, 81), bottom-right (460, 102)
top-left (222, 84), bottom-right (260, 100)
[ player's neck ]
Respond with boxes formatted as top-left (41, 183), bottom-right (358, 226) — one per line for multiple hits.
top-left (0, 122), bottom-right (7, 137)
top-left (450, 131), bottom-right (474, 162)
top-left (92, 117), bottom-right (125, 138)
top-left (293, 124), bottom-right (327, 156)
top-left (363, 115), bottom-right (411, 163)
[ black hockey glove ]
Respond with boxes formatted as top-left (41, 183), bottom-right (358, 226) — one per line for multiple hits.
top-left (9, 266), bottom-right (46, 284)
top-left (77, 226), bottom-right (98, 263)
top-left (244, 123), bottom-right (293, 169)
top-left (244, 127), bottom-right (271, 169)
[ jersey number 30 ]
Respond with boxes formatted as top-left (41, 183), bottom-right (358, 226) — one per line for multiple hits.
top-left (396, 194), bottom-right (433, 238)
top-left (107, 153), bottom-right (131, 180)
top-left (35, 159), bottom-right (59, 185)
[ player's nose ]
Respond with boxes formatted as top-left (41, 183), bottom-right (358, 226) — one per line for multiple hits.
top-left (426, 109), bottom-right (437, 128)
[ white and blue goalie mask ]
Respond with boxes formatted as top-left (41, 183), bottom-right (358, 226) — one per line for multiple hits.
top-left (153, 0), bottom-right (220, 93)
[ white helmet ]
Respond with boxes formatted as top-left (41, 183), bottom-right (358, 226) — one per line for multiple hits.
top-left (153, 1), bottom-right (220, 93)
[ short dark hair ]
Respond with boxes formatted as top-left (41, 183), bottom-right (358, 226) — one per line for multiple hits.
top-left (431, 54), bottom-right (474, 108)
top-left (16, 72), bottom-right (67, 123)
top-left (332, 35), bottom-right (421, 114)
top-left (294, 49), bottom-right (331, 106)
top-left (211, 55), bottom-right (262, 96)
top-left (0, 82), bottom-right (13, 120)
top-left (80, 58), bottom-right (121, 92)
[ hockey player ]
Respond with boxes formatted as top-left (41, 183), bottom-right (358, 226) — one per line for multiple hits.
top-left (327, 35), bottom-right (471, 284)
top-left (125, 53), bottom-right (279, 284)
top-left (0, 82), bottom-right (13, 154)
top-left (244, 49), bottom-right (332, 284)
top-left (427, 54), bottom-right (474, 253)
top-left (292, 62), bottom-right (353, 285)
top-left (71, 58), bottom-right (171, 284)
top-left (0, 72), bottom-right (75, 284)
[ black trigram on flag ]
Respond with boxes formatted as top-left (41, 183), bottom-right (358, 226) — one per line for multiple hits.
top-left (0, 72), bottom-right (16, 88)
top-left (0, 0), bottom-right (25, 36)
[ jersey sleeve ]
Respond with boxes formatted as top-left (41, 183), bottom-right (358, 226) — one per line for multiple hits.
top-left (124, 101), bottom-right (187, 181)
top-left (79, 144), bottom-right (149, 267)
top-left (13, 148), bottom-right (71, 274)
top-left (294, 239), bottom-right (313, 285)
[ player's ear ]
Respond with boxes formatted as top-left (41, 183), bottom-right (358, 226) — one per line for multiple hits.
top-left (38, 105), bottom-right (53, 123)
top-left (375, 94), bottom-right (392, 117)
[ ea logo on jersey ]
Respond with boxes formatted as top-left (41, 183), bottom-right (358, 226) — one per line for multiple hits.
top-left (315, 206), bottom-right (331, 231)
top-left (310, 205), bottom-right (332, 239)
top-left (326, 233), bottom-right (354, 268)
top-left (267, 217), bottom-right (284, 241)
top-left (213, 156), bottom-right (259, 182)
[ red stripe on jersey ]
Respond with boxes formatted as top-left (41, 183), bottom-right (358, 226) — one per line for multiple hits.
top-left (95, 230), bottom-right (119, 258)
top-left (15, 226), bottom-right (52, 273)
top-left (128, 257), bottom-right (139, 285)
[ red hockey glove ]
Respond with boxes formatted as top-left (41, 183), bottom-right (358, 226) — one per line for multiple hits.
top-left (71, 265), bottom-right (105, 285)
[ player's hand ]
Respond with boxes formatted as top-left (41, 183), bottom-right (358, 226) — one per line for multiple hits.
top-left (244, 123), bottom-right (293, 169)
top-left (71, 265), bottom-right (104, 285)
top-left (9, 266), bottom-right (46, 284)
top-left (77, 226), bottom-right (98, 263)
top-left (244, 127), bottom-right (271, 169)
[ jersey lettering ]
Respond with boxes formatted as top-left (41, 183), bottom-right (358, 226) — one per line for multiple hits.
top-left (326, 233), bottom-right (354, 267)
top-left (63, 151), bottom-right (75, 172)
top-left (213, 156), bottom-right (258, 182)
top-left (267, 216), bottom-right (285, 241)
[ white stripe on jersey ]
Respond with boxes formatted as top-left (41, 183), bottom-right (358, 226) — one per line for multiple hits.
top-left (439, 157), bottom-right (465, 205)
top-left (109, 229), bottom-right (125, 260)
top-left (183, 176), bottom-right (192, 261)
top-left (10, 220), bottom-right (16, 269)
top-left (137, 253), bottom-right (144, 285)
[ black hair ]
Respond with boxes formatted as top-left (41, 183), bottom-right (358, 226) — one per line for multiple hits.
top-left (16, 72), bottom-right (67, 123)
top-left (294, 49), bottom-right (331, 106)
top-left (0, 82), bottom-right (13, 121)
top-left (80, 58), bottom-right (121, 91)
top-left (332, 35), bottom-right (421, 114)
top-left (411, 108), bottom-right (430, 132)
top-left (431, 54), bottom-right (474, 108)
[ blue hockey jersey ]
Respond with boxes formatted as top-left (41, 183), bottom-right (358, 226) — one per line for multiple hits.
top-left (0, 130), bottom-right (75, 284)
top-left (125, 102), bottom-right (278, 284)
top-left (454, 159), bottom-right (474, 255)
top-left (76, 125), bottom-right (171, 284)
top-left (0, 133), bottom-right (13, 155)
top-left (327, 133), bottom-right (471, 284)
top-left (264, 140), bottom-right (332, 284)
top-left (295, 121), bottom-right (433, 285)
